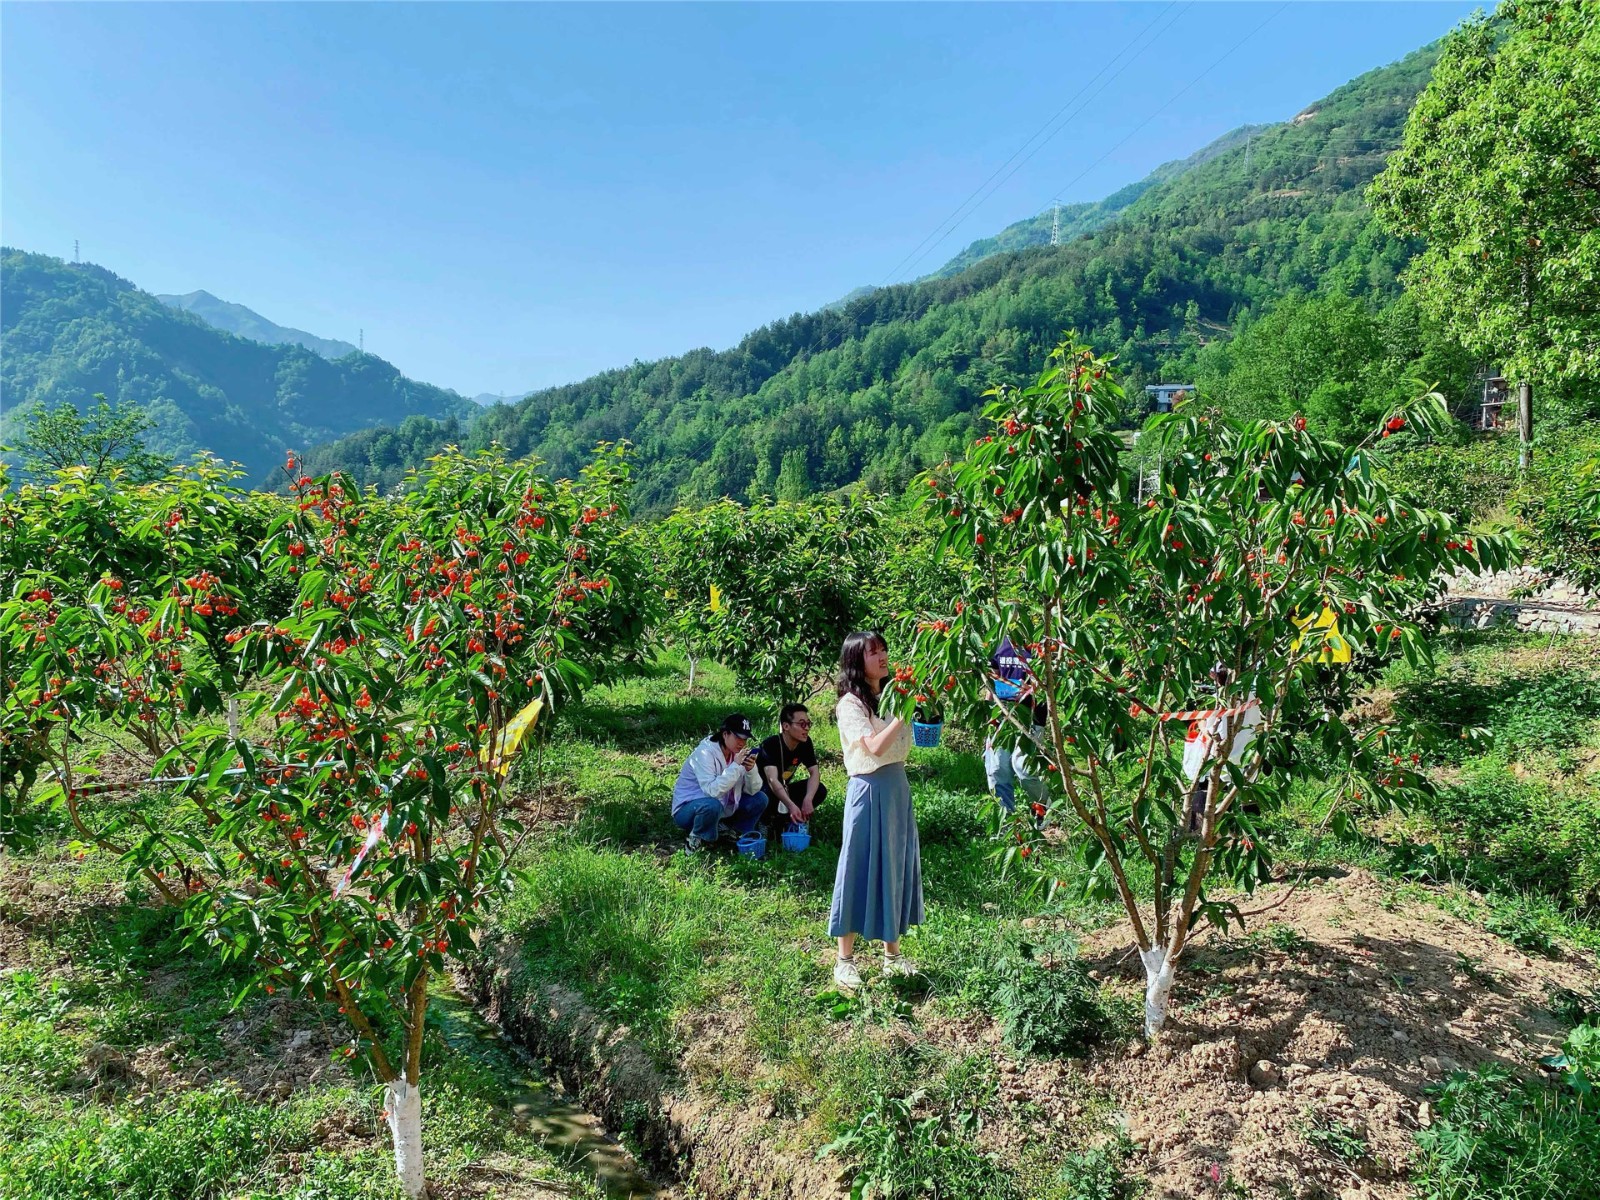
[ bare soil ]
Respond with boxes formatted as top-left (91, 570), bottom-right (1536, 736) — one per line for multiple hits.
top-left (1080, 867), bottom-right (1599, 1200)
top-left (470, 867), bottom-right (1600, 1200)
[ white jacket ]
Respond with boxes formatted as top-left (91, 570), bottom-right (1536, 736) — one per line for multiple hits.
top-left (672, 738), bottom-right (763, 815)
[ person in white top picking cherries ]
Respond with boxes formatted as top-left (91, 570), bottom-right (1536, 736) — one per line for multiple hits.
top-left (827, 630), bottom-right (923, 990)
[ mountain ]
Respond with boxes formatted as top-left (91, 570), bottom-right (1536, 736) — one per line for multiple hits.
top-left (930, 124), bottom-right (1270, 278)
top-left (155, 290), bottom-right (359, 360)
top-left (297, 43), bottom-right (1448, 511)
top-left (1, 250), bottom-right (475, 482)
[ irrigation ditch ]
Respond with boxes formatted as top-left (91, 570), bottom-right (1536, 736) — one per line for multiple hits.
top-left (460, 942), bottom-right (850, 1200)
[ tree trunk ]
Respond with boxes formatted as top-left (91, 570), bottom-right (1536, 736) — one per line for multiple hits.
top-left (686, 656), bottom-right (697, 691)
top-left (384, 1077), bottom-right (426, 1199)
top-left (1518, 380), bottom-right (1533, 473)
top-left (1139, 945), bottom-right (1177, 1038)
top-left (227, 695), bottom-right (241, 741)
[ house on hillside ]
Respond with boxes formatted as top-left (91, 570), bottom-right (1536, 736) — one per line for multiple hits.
top-left (1477, 372), bottom-right (1509, 430)
top-left (1145, 383), bottom-right (1195, 414)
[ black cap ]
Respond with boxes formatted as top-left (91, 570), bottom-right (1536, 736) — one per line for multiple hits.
top-left (720, 713), bottom-right (754, 739)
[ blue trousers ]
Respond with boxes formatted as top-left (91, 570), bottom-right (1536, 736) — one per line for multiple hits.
top-left (673, 791), bottom-right (769, 842)
top-left (984, 727), bottom-right (1046, 815)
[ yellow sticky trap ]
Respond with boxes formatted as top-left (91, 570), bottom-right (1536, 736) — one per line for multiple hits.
top-left (709, 584), bottom-right (723, 613)
top-left (482, 697), bottom-right (545, 776)
top-left (1292, 606), bottom-right (1352, 664)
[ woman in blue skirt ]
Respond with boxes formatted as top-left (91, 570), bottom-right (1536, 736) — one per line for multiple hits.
top-left (829, 630), bottom-right (922, 989)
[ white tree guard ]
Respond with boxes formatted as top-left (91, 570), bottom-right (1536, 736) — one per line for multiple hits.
top-left (384, 1077), bottom-right (425, 1198)
top-left (1140, 945), bottom-right (1176, 1037)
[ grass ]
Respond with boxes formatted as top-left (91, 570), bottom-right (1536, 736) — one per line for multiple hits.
top-left (0, 829), bottom-right (609, 1199)
top-left (491, 654), bottom-right (1129, 1190)
top-left (6, 630), bottom-right (1600, 1199)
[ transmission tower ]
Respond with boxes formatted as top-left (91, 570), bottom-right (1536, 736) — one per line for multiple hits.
top-left (1050, 201), bottom-right (1062, 247)
top-left (359, 328), bottom-right (364, 353)
top-left (74, 239), bottom-right (80, 263)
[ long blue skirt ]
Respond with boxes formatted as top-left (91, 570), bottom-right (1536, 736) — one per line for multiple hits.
top-left (827, 763), bottom-right (924, 942)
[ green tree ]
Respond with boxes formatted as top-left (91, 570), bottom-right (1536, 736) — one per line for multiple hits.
top-left (2, 447), bottom-right (643, 1197)
top-left (1369, 2), bottom-right (1600, 430)
top-left (901, 340), bottom-right (1511, 1035)
top-left (15, 395), bottom-right (172, 484)
top-left (776, 446), bottom-right (810, 501)
top-left (656, 497), bottom-right (882, 705)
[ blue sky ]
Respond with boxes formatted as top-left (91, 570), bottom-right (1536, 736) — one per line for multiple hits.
top-left (3, 2), bottom-right (1477, 397)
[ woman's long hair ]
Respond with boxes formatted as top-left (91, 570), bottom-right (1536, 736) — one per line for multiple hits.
top-left (837, 630), bottom-right (887, 716)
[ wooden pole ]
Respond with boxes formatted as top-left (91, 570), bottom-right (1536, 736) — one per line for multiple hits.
top-left (1518, 381), bottom-right (1533, 472)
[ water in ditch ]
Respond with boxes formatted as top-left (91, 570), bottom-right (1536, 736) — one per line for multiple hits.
top-left (431, 984), bottom-right (670, 1199)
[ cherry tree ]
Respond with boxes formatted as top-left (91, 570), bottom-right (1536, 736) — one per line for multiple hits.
top-left (897, 340), bottom-right (1512, 1036)
top-left (4, 447), bottom-right (643, 1197)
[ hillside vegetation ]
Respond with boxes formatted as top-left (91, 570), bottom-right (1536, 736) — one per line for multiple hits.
top-left (0, 250), bottom-right (474, 483)
top-left (930, 123), bottom-right (1266, 279)
top-left (300, 44), bottom-right (1461, 510)
top-left (155, 289), bottom-right (360, 360)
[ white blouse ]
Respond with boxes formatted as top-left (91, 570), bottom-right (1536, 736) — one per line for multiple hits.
top-left (836, 692), bottom-right (911, 776)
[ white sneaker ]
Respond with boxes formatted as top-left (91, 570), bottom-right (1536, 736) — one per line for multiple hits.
top-left (833, 958), bottom-right (863, 990)
top-left (883, 955), bottom-right (919, 978)
top-left (684, 834), bottom-right (707, 854)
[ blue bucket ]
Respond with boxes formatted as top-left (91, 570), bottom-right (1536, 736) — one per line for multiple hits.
top-left (736, 832), bottom-right (766, 860)
top-left (912, 721), bottom-right (943, 748)
top-left (781, 827), bottom-right (811, 853)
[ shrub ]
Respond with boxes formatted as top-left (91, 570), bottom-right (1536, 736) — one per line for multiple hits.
top-left (993, 935), bottom-right (1118, 1058)
top-left (1052, 1137), bottom-right (1137, 1200)
top-left (1412, 1026), bottom-right (1600, 1200)
top-left (818, 1089), bottom-right (1016, 1200)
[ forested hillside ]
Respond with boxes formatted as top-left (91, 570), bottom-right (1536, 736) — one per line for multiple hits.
top-left (155, 289), bottom-right (359, 360)
top-left (0, 250), bottom-right (474, 482)
top-left (930, 123), bottom-right (1266, 278)
top-left (300, 43), bottom-right (1460, 511)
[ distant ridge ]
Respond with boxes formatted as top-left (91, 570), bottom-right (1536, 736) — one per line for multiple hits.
top-left (929, 123), bottom-right (1270, 279)
top-left (2, 250), bottom-right (474, 482)
top-left (156, 289), bottom-right (359, 360)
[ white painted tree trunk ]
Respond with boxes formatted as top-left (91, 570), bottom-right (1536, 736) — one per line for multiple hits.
top-left (1139, 945), bottom-right (1177, 1038)
top-left (227, 696), bottom-right (241, 741)
top-left (384, 1077), bottom-right (425, 1199)
top-left (687, 656), bottom-right (697, 690)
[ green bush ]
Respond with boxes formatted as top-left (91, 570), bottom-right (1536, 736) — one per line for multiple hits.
top-left (1514, 430), bottom-right (1600, 593)
top-left (1412, 1026), bottom-right (1600, 1200)
top-left (1050, 1138), bottom-right (1138, 1200)
top-left (818, 1089), bottom-right (1017, 1200)
top-left (993, 935), bottom-right (1123, 1059)
top-left (1377, 438), bottom-right (1517, 526)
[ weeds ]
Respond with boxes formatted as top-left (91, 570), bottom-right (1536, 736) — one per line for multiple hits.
top-left (818, 1088), bottom-right (1016, 1200)
top-left (1266, 923), bottom-right (1308, 954)
top-left (1296, 1110), bottom-right (1369, 1163)
top-left (1047, 1136), bottom-right (1137, 1200)
top-left (1413, 1041), bottom-right (1600, 1200)
top-left (992, 933), bottom-right (1130, 1058)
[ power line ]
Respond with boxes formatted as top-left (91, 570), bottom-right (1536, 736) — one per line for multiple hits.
top-left (1045, 4), bottom-right (1290, 222)
top-left (880, 1), bottom-right (1190, 286)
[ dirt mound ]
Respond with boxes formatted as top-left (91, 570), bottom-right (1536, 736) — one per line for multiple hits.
top-left (1082, 868), bottom-right (1599, 1200)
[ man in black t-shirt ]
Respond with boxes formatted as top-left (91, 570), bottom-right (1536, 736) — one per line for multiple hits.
top-left (757, 703), bottom-right (827, 835)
